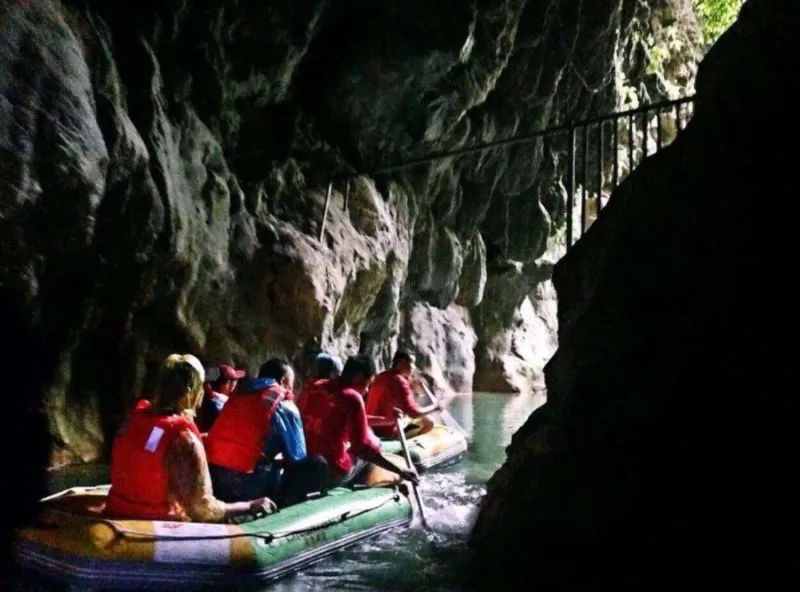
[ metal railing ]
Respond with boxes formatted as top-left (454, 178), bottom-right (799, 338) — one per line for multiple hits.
top-left (564, 95), bottom-right (694, 249)
top-left (320, 95), bottom-right (695, 247)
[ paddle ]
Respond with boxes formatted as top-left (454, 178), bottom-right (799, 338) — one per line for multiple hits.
top-left (416, 377), bottom-right (468, 438)
top-left (395, 410), bottom-right (429, 530)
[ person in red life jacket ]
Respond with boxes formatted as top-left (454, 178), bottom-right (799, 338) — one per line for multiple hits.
top-left (105, 354), bottom-right (275, 522)
top-left (365, 350), bottom-right (440, 439)
top-left (297, 352), bottom-right (343, 413)
top-left (301, 355), bottom-right (419, 487)
top-left (196, 364), bottom-right (246, 433)
top-left (206, 358), bottom-right (328, 507)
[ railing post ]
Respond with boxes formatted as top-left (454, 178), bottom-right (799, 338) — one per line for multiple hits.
top-left (320, 182), bottom-right (333, 242)
top-left (581, 124), bottom-right (588, 236)
top-left (656, 110), bottom-right (663, 151)
top-left (597, 121), bottom-right (604, 214)
top-left (628, 112), bottom-right (635, 177)
top-left (566, 125), bottom-right (575, 250)
top-left (642, 110), bottom-right (649, 159)
top-left (612, 116), bottom-right (619, 189)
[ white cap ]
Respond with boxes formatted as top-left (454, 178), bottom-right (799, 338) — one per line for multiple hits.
top-left (182, 354), bottom-right (205, 383)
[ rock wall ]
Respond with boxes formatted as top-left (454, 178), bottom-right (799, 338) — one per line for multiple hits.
top-left (470, 0), bottom-right (797, 585)
top-left (1, 0), bottom-right (700, 463)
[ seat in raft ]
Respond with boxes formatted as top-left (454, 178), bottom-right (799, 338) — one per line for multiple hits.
top-left (379, 424), bottom-right (468, 472)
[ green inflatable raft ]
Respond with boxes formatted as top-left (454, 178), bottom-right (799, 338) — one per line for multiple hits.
top-left (15, 484), bottom-right (411, 589)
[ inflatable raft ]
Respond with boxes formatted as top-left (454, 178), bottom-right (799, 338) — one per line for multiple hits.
top-left (381, 425), bottom-right (468, 472)
top-left (15, 484), bottom-right (411, 589)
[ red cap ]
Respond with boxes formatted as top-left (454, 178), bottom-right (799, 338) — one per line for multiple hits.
top-left (217, 364), bottom-right (246, 380)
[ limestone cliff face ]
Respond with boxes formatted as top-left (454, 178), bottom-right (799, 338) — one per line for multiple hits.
top-left (0, 0), bottom-right (700, 463)
top-left (471, 0), bottom-right (797, 585)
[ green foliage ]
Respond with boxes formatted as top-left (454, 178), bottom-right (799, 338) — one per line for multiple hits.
top-left (694, 0), bottom-right (744, 45)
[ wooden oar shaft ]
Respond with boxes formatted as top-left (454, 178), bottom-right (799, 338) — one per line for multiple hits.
top-left (395, 413), bottom-right (429, 529)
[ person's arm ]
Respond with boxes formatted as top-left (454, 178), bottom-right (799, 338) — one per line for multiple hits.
top-left (396, 375), bottom-right (438, 417)
top-left (165, 430), bottom-right (276, 522)
top-left (360, 446), bottom-right (419, 485)
top-left (347, 396), bottom-right (418, 484)
top-left (367, 414), bottom-right (397, 430)
top-left (415, 402), bottom-right (439, 416)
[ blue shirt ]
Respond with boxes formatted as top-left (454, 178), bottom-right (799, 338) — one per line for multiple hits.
top-left (264, 400), bottom-right (306, 462)
top-left (235, 377), bottom-right (307, 464)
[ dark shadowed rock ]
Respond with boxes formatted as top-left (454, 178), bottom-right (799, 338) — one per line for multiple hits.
top-left (471, 0), bottom-right (798, 585)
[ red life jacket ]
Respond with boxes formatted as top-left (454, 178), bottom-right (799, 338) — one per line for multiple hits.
top-left (297, 378), bottom-right (328, 416)
top-left (301, 379), bottom-right (344, 472)
top-left (105, 400), bottom-right (200, 520)
top-left (301, 379), bottom-right (381, 476)
top-left (205, 383), bottom-right (285, 473)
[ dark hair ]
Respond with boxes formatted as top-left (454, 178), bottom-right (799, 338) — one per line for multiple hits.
top-left (392, 350), bottom-right (415, 367)
top-left (313, 355), bottom-right (338, 379)
top-left (341, 355), bottom-right (376, 386)
top-left (259, 358), bottom-right (292, 381)
top-left (209, 376), bottom-right (230, 390)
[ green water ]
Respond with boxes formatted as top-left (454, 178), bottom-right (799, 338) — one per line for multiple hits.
top-left (266, 391), bottom-right (544, 591)
top-left (31, 391), bottom-right (544, 591)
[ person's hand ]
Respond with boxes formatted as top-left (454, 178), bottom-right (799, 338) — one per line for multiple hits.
top-left (399, 468), bottom-right (419, 486)
top-left (409, 376), bottom-right (424, 392)
top-left (249, 497), bottom-right (277, 518)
